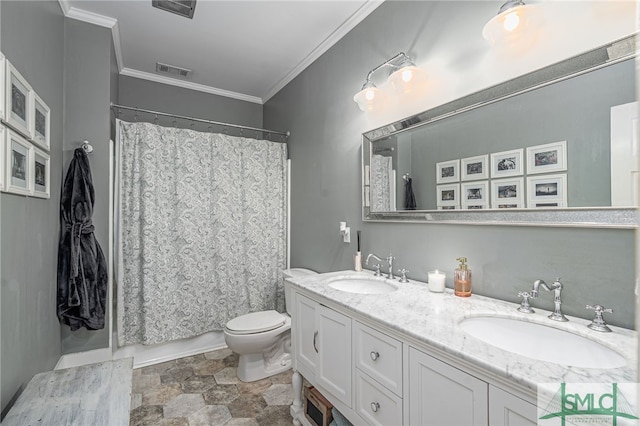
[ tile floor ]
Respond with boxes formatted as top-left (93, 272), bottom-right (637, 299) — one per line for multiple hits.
top-left (129, 348), bottom-right (294, 425)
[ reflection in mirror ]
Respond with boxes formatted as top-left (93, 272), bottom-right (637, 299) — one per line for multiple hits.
top-left (362, 35), bottom-right (638, 228)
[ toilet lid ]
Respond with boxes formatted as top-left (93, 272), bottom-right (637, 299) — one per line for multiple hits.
top-left (226, 310), bottom-right (286, 334)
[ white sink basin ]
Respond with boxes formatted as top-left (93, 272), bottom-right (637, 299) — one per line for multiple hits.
top-left (460, 316), bottom-right (626, 369)
top-left (328, 277), bottom-right (398, 294)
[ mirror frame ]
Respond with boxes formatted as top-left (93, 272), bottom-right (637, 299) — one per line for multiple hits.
top-left (362, 34), bottom-right (638, 228)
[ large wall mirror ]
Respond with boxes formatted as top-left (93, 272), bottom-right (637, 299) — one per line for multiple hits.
top-left (362, 35), bottom-right (638, 228)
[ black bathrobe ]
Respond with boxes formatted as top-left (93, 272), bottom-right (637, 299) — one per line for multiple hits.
top-left (56, 148), bottom-right (108, 331)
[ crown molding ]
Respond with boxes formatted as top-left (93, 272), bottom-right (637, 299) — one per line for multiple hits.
top-left (58, 0), bottom-right (380, 104)
top-left (262, 0), bottom-right (384, 102)
top-left (111, 20), bottom-right (124, 72)
top-left (65, 6), bottom-right (118, 29)
top-left (58, 0), bottom-right (71, 15)
top-left (120, 68), bottom-right (264, 105)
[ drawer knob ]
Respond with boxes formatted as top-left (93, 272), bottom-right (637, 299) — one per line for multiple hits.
top-left (370, 351), bottom-right (380, 361)
top-left (371, 402), bottom-right (380, 413)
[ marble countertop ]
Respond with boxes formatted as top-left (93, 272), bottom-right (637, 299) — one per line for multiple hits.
top-left (286, 270), bottom-right (637, 395)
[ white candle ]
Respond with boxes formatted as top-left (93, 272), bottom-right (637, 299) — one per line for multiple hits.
top-left (428, 270), bottom-right (446, 293)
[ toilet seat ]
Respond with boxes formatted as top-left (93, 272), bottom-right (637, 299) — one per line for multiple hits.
top-left (225, 310), bottom-right (286, 335)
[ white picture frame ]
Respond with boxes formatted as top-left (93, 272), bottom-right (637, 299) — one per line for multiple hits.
top-left (491, 177), bottom-right (524, 209)
top-left (526, 141), bottom-right (567, 174)
top-left (490, 148), bottom-right (523, 178)
top-left (0, 52), bottom-right (5, 122)
top-left (5, 60), bottom-right (33, 139)
top-left (461, 155), bottom-right (488, 181)
top-left (32, 146), bottom-right (50, 199)
top-left (527, 173), bottom-right (567, 208)
top-left (5, 129), bottom-right (33, 196)
top-left (461, 180), bottom-right (489, 209)
top-left (436, 183), bottom-right (460, 207)
top-left (0, 126), bottom-right (5, 191)
top-left (436, 159), bottom-right (460, 184)
top-left (31, 93), bottom-right (50, 151)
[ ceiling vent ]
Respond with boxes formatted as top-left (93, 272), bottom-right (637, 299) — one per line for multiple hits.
top-left (152, 0), bottom-right (196, 19)
top-left (156, 62), bottom-right (192, 78)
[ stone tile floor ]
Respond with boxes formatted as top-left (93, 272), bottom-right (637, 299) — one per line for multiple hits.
top-left (129, 348), bottom-right (294, 425)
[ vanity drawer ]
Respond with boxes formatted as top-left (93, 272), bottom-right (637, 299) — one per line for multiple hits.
top-left (354, 321), bottom-right (403, 396)
top-left (355, 370), bottom-right (403, 426)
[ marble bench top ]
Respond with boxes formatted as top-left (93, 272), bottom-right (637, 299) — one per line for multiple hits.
top-left (2, 357), bottom-right (133, 426)
top-left (286, 270), bottom-right (637, 397)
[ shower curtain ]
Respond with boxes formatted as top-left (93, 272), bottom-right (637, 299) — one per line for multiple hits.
top-left (371, 154), bottom-right (394, 212)
top-left (116, 120), bottom-right (287, 346)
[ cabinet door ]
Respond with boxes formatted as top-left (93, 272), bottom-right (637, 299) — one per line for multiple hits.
top-left (409, 347), bottom-right (488, 426)
top-left (294, 293), bottom-right (318, 374)
top-left (489, 386), bottom-right (537, 426)
top-left (317, 304), bottom-right (352, 406)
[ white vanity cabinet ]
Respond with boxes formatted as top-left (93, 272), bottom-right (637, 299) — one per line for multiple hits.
top-left (408, 347), bottom-right (488, 425)
top-left (489, 385), bottom-right (538, 426)
top-left (354, 322), bottom-right (403, 425)
top-left (290, 287), bottom-right (540, 426)
top-left (293, 293), bottom-right (352, 406)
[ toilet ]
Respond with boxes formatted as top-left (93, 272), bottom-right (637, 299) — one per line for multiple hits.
top-left (223, 268), bottom-right (317, 382)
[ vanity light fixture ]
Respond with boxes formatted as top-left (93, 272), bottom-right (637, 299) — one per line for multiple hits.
top-left (482, 0), bottom-right (535, 44)
top-left (353, 52), bottom-right (425, 111)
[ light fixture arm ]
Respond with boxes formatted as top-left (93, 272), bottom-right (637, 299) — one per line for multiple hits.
top-left (363, 52), bottom-right (409, 86)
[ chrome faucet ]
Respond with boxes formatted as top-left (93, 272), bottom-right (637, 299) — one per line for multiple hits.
top-left (531, 278), bottom-right (568, 322)
top-left (386, 254), bottom-right (395, 280)
top-left (365, 253), bottom-right (383, 276)
top-left (365, 253), bottom-right (395, 279)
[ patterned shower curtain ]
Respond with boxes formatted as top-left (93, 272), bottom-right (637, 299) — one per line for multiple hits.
top-left (116, 120), bottom-right (287, 346)
top-left (371, 154), bottom-right (393, 212)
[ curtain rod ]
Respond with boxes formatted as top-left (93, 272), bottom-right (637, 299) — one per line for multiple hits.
top-left (110, 103), bottom-right (290, 139)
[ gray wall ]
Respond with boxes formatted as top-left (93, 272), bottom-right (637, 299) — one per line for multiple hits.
top-left (60, 19), bottom-right (114, 355)
top-left (118, 75), bottom-right (263, 131)
top-left (1, 1), bottom-right (64, 415)
top-left (264, 1), bottom-right (637, 328)
top-left (407, 59), bottom-right (635, 210)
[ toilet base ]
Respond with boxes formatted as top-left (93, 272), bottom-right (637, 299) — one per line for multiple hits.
top-left (237, 352), bottom-right (292, 382)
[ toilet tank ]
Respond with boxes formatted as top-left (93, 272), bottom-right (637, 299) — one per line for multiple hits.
top-left (283, 268), bottom-right (317, 315)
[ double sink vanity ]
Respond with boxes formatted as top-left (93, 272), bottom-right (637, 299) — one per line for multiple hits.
top-left (285, 271), bottom-right (636, 426)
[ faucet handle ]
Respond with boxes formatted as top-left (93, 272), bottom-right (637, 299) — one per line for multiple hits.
top-left (373, 264), bottom-right (382, 276)
top-left (585, 304), bottom-right (613, 332)
top-left (398, 269), bottom-right (409, 283)
top-left (517, 291), bottom-right (535, 314)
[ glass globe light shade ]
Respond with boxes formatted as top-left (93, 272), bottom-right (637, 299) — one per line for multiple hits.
top-left (388, 65), bottom-right (427, 95)
top-left (482, 4), bottom-right (532, 44)
top-left (353, 83), bottom-right (385, 111)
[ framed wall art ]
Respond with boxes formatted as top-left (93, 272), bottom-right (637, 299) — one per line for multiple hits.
top-left (491, 178), bottom-right (524, 209)
top-left (461, 155), bottom-right (488, 181)
top-left (31, 93), bottom-right (50, 150)
top-left (526, 141), bottom-right (567, 174)
top-left (436, 159), bottom-right (460, 184)
top-left (527, 174), bottom-right (567, 208)
top-left (5, 128), bottom-right (33, 195)
top-left (32, 146), bottom-right (50, 198)
top-left (490, 149), bottom-right (523, 178)
top-left (436, 183), bottom-right (460, 208)
top-left (0, 52), bottom-right (5, 122)
top-left (0, 126), bottom-right (4, 191)
top-left (461, 181), bottom-right (489, 209)
top-left (5, 60), bottom-right (33, 139)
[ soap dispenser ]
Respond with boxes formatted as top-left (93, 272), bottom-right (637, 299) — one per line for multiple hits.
top-left (454, 257), bottom-right (472, 297)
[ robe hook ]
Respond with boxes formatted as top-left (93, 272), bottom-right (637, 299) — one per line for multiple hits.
top-left (82, 140), bottom-right (94, 154)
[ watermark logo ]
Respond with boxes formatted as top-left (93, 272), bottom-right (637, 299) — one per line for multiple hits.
top-left (538, 383), bottom-right (639, 426)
